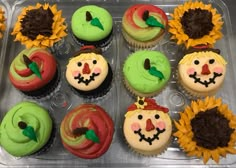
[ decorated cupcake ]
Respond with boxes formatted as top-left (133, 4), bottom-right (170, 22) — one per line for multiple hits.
top-left (0, 7), bottom-right (6, 39)
top-left (60, 104), bottom-right (114, 159)
top-left (169, 1), bottom-right (223, 49)
top-left (0, 101), bottom-right (54, 157)
top-left (11, 3), bottom-right (67, 48)
top-left (177, 48), bottom-right (227, 98)
top-left (71, 5), bottom-right (113, 51)
top-left (9, 47), bottom-right (60, 99)
top-left (123, 50), bottom-right (171, 97)
top-left (65, 45), bottom-right (113, 98)
top-left (123, 97), bottom-right (172, 155)
top-left (174, 97), bottom-right (236, 164)
top-left (122, 4), bottom-right (168, 50)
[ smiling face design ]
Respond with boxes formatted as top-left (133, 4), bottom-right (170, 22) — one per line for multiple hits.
top-left (66, 53), bottom-right (108, 91)
top-left (178, 51), bottom-right (227, 92)
top-left (123, 98), bottom-right (172, 153)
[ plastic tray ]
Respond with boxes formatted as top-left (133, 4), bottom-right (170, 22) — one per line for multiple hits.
top-left (0, 0), bottom-right (236, 167)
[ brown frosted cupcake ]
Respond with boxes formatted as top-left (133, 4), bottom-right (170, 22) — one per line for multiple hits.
top-left (174, 96), bottom-right (236, 164)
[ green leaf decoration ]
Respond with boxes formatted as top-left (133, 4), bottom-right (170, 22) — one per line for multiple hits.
top-left (90, 17), bottom-right (104, 31)
top-left (22, 126), bottom-right (37, 142)
top-left (146, 16), bottom-right (164, 29)
top-left (148, 66), bottom-right (165, 80)
top-left (29, 62), bottom-right (42, 79)
top-left (85, 129), bottom-right (99, 143)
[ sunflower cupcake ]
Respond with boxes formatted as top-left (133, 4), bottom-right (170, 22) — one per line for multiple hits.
top-left (174, 97), bottom-right (236, 164)
top-left (169, 1), bottom-right (223, 49)
top-left (11, 3), bottom-right (67, 49)
top-left (0, 7), bottom-right (6, 39)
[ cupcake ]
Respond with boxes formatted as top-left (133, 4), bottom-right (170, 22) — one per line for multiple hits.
top-left (60, 104), bottom-right (114, 159)
top-left (174, 96), bottom-right (236, 164)
top-left (0, 7), bottom-right (6, 39)
top-left (123, 50), bottom-right (171, 97)
top-left (168, 1), bottom-right (223, 49)
top-left (123, 97), bottom-right (172, 155)
top-left (11, 3), bottom-right (67, 48)
top-left (0, 101), bottom-right (54, 157)
top-left (9, 47), bottom-right (60, 99)
top-left (65, 45), bottom-right (113, 98)
top-left (71, 5), bottom-right (113, 51)
top-left (177, 48), bottom-right (227, 98)
top-left (122, 4), bottom-right (168, 50)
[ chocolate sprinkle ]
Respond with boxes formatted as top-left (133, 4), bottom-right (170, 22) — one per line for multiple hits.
top-left (144, 58), bottom-right (151, 70)
top-left (23, 54), bottom-right (32, 68)
top-left (18, 121), bottom-right (27, 129)
top-left (20, 7), bottom-right (54, 40)
top-left (73, 127), bottom-right (89, 136)
top-left (181, 8), bottom-right (214, 39)
top-left (86, 11), bottom-right (93, 21)
top-left (142, 10), bottom-right (149, 21)
top-left (191, 107), bottom-right (234, 149)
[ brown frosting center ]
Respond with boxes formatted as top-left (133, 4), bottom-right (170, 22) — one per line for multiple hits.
top-left (181, 8), bottom-right (214, 39)
top-left (20, 7), bottom-right (54, 40)
top-left (191, 107), bottom-right (234, 149)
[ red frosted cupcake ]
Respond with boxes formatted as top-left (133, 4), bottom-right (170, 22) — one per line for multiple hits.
top-left (60, 104), bottom-right (114, 159)
top-left (9, 47), bottom-right (60, 99)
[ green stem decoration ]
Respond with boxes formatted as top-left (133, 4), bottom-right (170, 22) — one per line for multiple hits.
top-left (148, 66), bottom-right (165, 80)
top-left (85, 11), bottom-right (104, 31)
top-left (73, 127), bottom-right (100, 143)
top-left (146, 16), bottom-right (164, 29)
top-left (23, 54), bottom-right (42, 79)
top-left (18, 121), bottom-right (37, 142)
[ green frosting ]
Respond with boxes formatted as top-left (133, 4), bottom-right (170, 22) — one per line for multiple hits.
top-left (71, 5), bottom-right (113, 41)
top-left (123, 50), bottom-right (171, 94)
top-left (0, 102), bottom-right (52, 157)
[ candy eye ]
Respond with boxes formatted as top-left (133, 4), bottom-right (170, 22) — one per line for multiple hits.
top-left (209, 59), bottom-right (215, 64)
top-left (155, 114), bottom-right (160, 119)
top-left (93, 60), bottom-right (97, 64)
top-left (138, 115), bottom-right (143, 120)
top-left (77, 62), bottom-right (82, 67)
top-left (194, 60), bottom-right (199, 65)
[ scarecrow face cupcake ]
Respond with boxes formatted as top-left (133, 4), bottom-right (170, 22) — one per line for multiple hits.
top-left (11, 3), bottom-right (67, 48)
top-left (169, 1), bottom-right (223, 48)
top-left (123, 97), bottom-right (172, 155)
top-left (174, 97), bottom-right (236, 164)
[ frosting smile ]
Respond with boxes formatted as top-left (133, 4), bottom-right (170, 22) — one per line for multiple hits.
top-left (74, 73), bottom-right (100, 85)
top-left (134, 128), bottom-right (165, 145)
top-left (189, 72), bottom-right (222, 87)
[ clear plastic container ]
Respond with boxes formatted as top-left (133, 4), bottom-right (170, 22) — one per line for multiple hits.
top-left (0, 0), bottom-right (236, 167)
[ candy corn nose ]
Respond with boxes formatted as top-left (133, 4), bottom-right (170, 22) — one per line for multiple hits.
top-left (146, 119), bottom-right (155, 131)
top-left (82, 63), bottom-right (91, 74)
top-left (201, 64), bottom-right (211, 75)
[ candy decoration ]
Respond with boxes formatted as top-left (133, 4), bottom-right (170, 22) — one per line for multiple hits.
top-left (144, 58), bottom-right (151, 70)
top-left (148, 66), bottom-right (164, 80)
top-left (23, 54), bottom-right (42, 79)
top-left (73, 127), bottom-right (100, 143)
top-left (18, 121), bottom-right (37, 142)
top-left (85, 11), bottom-right (104, 30)
top-left (142, 10), bottom-right (164, 29)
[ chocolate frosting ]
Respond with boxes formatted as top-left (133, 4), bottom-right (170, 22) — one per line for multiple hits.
top-left (181, 8), bottom-right (214, 39)
top-left (191, 107), bottom-right (234, 149)
top-left (20, 7), bottom-right (54, 40)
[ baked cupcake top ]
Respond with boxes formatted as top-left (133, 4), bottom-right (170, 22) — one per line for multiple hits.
top-left (169, 1), bottom-right (223, 48)
top-left (9, 47), bottom-right (57, 92)
top-left (174, 97), bottom-right (236, 164)
top-left (66, 46), bottom-right (109, 91)
top-left (122, 4), bottom-right (168, 42)
top-left (123, 97), bottom-right (172, 155)
top-left (0, 7), bottom-right (6, 39)
top-left (60, 104), bottom-right (114, 159)
top-left (0, 101), bottom-right (52, 157)
top-left (71, 5), bottom-right (113, 42)
top-left (123, 50), bottom-right (171, 96)
top-left (11, 3), bottom-right (67, 48)
top-left (178, 49), bottom-right (227, 95)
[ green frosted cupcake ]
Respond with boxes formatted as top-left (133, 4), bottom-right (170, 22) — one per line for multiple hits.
top-left (0, 101), bottom-right (54, 157)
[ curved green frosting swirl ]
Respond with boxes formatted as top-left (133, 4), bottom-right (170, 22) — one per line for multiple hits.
top-left (123, 50), bottom-right (171, 94)
top-left (0, 101), bottom-right (52, 157)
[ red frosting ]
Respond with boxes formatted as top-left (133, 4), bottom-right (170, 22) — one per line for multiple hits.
top-left (60, 104), bottom-right (114, 159)
top-left (9, 49), bottom-right (57, 91)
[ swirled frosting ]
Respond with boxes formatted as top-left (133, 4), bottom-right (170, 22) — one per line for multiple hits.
top-left (123, 50), bottom-right (171, 96)
top-left (60, 104), bottom-right (114, 159)
top-left (0, 101), bottom-right (52, 157)
top-left (9, 48), bottom-right (57, 92)
top-left (122, 4), bottom-right (168, 42)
